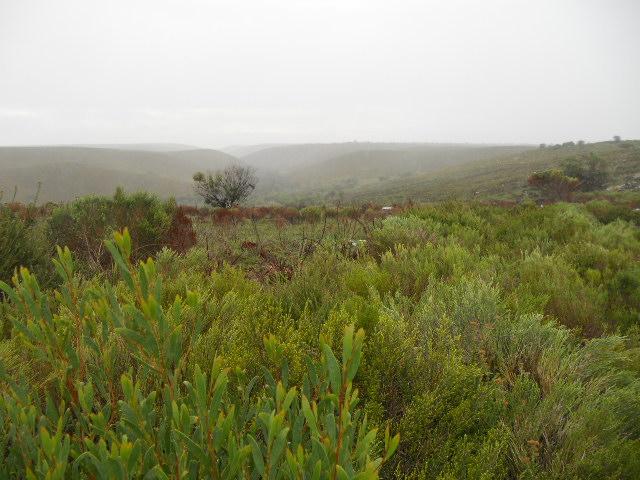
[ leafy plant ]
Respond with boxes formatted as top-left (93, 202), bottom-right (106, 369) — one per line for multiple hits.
top-left (3, 193), bottom-right (640, 479)
top-left (527, 169), bottom-right (581, 201)
top-left (562, 153), bottom-right (609, 191)
top-left (0, 206), bottom-right (51, 288)
top-left (0, 229), bottom-right (397, 479)
top-left (47, 189), bottom-right (183, 272)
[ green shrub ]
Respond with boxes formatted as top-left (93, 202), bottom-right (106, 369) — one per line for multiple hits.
top-left (585, 199), bottom-right (640, 225)
top-left (2, 195), bottom-right (640, 478)
top-left (0, 207), bottom-right (52, 288)
top-left (371, 215), bottom-right (440, 253)
top-left (0, 208), bottom-right (37, 284)
top-left (0, 230), bottom-right (398, 479)
top-left (48, 189), bottom-right (175, 272)
top-left (505, 251), bottom-right (607, 335)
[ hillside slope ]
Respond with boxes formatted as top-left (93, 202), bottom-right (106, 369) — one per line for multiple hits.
top-left (287, 145), bottom-right (534, 184)
top-left (220, 144), bottom-right (288, 158)
top-left (3, 141), bottom-right (638, 205)
top-left (0, 146), bottom-right (238, 202)
top-left (241, 142), bottom-right (433, 173)
top-left (247, 142), bottom-right (534, 204)
top-left (347, 141), bottom-right (640, 203)
top-left (74, 143), bottom-right (200, 152)
top-left (1, 162), bottom-right (193, 203)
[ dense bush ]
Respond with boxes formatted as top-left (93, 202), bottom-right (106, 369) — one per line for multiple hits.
top-left (48, 189), bottom-right (191, 273)
top-left (585, 199), bottom-right (640, 225)
top-left (0, 230), bottom-right (397, 479)
top-left (0, 206), bottom-right (52, 287)
top-left (527, 169), bottom-right (581, 201)
top-left (2, 196), bottom-right (640, 478)
top-left (562, 153), bottom-right (609, 191)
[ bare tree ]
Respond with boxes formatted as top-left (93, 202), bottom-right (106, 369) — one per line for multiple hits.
top-left (193, 164), bottom-right (257, 208)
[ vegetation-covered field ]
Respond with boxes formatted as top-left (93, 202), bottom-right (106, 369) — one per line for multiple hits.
top-left (1, 190), bottom-right (640, 478)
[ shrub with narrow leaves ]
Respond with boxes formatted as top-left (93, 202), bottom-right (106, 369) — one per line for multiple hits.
top-left (0, 229), bottom-right (398, 479)
top-left (2, 194), bottom-right (640, 479)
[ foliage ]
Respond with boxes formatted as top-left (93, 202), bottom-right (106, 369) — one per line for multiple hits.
top-left (527, 169), bottom-right (581, 201)
top-left (562, 153), bottom-right (609, 191)
top-left (194, 165), bottom-right (258, 208)
top-left (0, 206), bottom-right (52, 287)
top-left (0, 230), bottom-right (397, 479)
top-left (2, 196), bottom-right (640, 478)
top-left (47, 189), bottom-right (181, 272)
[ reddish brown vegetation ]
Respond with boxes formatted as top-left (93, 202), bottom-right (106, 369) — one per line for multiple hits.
top-left (528, 170), bottom-right (581, 201)
top-left (4, 202), bottom-right (57, 221)
top-left (186, 203), bottom-right (410, 225)
top-left (481, 200), bottom-right (519, 208)
top-left (164, 206), bottom-right (197, 254)
top-left (209, 206), bottom-right (301, 224)
top-left (240, 239), bottom-right (293, 280)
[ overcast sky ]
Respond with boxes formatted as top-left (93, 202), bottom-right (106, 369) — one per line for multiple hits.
top-left (1, 0), bottom-right (639, 148)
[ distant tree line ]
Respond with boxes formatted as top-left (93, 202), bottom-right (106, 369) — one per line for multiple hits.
top-left (539, 135), bottom-right (622, 149)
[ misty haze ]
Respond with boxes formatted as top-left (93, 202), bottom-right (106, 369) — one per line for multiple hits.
top-left (1, 1), bottom-right (640, 479)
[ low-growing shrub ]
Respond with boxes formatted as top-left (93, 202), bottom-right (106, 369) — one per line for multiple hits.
top-left (48, 189), bottom-right (192, 273)
top-left (2, 194), bottom-right (640, 478)
top-left (0, 206), bottom-right (52, 288)
top-left (0, 230), bottom-right (398, 479)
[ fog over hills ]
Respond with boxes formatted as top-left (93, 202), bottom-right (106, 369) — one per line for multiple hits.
top-left (285, 144), bottom-right (534, 182)
top-left (347, 140), bottom-right (640, 204)
top-left (220, 144), bottom-right (289, 158)
top-left (2, 142), bottom-right (526, 202)
top-left (73, 143), bottom-right (200, 152)
top-left (0, 145), bottom-right (238, 202)
top-left (1, 2), bottom-right (639, 476)
top-left (240, 143), bottom-right (425, 173)
top-left (2, 140), bottom-right (638, 205)
top-left (243, 142), bottom-right (536, 203)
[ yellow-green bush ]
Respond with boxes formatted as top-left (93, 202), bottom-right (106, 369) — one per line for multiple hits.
top-left (0, 231), bottom-right (398, 479)
top-left (2, 194), bottom-right (640, 479)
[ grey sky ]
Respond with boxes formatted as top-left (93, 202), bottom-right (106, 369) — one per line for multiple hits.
top-left (1, 0), bottom-right (638, 148)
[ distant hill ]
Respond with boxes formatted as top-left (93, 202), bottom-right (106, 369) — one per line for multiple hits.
top-left (241, 142), bottom-right (412, 173)
top-left (1, 162), bottom-right (193, 203)
top-left (73, 143), bottom-right (200, 152)
top-left (247, 143), bottom-right (535, 203)
top-left (286, 144), bottom-right (533, 184)
top-left (345, 141), bottom-right (640, 203)
top-left (0, 146), bottom-right (238, 202)
top-left (3, 141), bottom-right (638, 206)
top-left (247, 141), bottom-right (640, 205)
top-left (220, 144), bottom-right (288, 158)
top-left (242, 141), bottom-right (533, 173)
